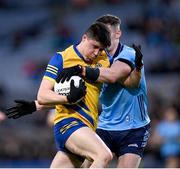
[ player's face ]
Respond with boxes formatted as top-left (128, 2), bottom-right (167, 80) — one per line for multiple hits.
top-left (82, 35), bottom-right (104, 63)
top-left (107, 24), bottom-right (121, 52)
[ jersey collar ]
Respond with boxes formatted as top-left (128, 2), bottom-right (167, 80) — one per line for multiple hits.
top-left (73, 44), bottom-right (85, 61)
top-left (113, 43), bottom-right (123, 59)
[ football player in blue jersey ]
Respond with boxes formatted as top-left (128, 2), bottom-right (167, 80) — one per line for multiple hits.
top-left (96, 14), bottom-right (150, 168)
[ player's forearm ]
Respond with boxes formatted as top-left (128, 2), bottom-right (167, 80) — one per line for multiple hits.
top-left (97, 67), bottom-right (119, 83)
top-left (34, 100), bottom-right (55, 111)
top-left (123, 69), bottom-right (141, 88)
top-left (37, 89), bottom-right (68, 106)
top-left (82, 66), bottom-right (119, 83)
top-left (82, 62), bottom-right (130, 84)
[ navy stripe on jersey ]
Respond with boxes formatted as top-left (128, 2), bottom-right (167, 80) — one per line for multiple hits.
top-left (116, 58), bottom-right (134, 71)
top-left (105, 49), bottom-right (113, 65)
top-left (77, 100), bottom-right (90, 112)
top-left (137, 95), bottom-right (145, 120)
top-left (140, 95), bottom-right (146, 120)
top-left (73, 44), bottom-right (85, 61)
top-left (44, 53), bottom-right (63, 79)
top-left (65, 104), bottom-right (94, 126)
top-left (105, 43), bottom-right (124, 65)
top-left (113, 43), bottom-right (123, 59)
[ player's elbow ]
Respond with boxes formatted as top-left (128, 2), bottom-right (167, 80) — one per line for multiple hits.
top-left (37, 99), bottom-right (44, 105)
top-left (134, 82), bottom-right (140, 88)
top-left (37, 93), bottom-right (46, 105)
top-left (124, 80), bottom-right (140, 89)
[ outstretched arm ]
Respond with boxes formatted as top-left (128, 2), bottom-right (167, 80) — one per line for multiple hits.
top-left (5, 99), bottom-right (54, 119)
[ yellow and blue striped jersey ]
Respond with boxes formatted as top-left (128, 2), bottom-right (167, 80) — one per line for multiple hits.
top-left (44, 45), bottom-right (110, 130)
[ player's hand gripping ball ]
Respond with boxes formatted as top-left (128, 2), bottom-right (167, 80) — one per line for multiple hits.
top-left (54, 76), bottom-right (86, 104)
top-left (54, 76), bottom-right (81, 95)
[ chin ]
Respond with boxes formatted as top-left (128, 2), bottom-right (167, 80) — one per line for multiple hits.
top-left (85, 59), bottom-right (93, 64)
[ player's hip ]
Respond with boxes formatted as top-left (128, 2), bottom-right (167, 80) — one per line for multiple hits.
top-left (96, 123), bottom-right (151, 157)
top-left (54, 115), bottom-right (97, 131)
top-left (54, 117), bottom-right (88, 152)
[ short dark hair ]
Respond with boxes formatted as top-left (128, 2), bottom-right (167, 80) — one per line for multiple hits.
top-left (85, 21), bottom-right (111, 48)
top-left (96, 14), bottom-right (121, 28)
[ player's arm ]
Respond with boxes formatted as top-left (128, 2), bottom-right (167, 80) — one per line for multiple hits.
top-left (37, 78), bottom-right (68, 106)
top-left (35, 100), bottom-right (54, 111)
top-left (5, 100), bottom-right (54, 119)
top-left (37, 78), bottom-right (86, 106)
top-left (5, 77), bottom-right (86, 119)
top-left (83, 44), bottom-right (143, 88)
top-left (55, 44), bottom-right (143, 88)
top-left (97, 61), bottom-right (140, 88)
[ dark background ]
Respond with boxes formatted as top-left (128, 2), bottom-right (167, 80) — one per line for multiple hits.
top-left (0, 0), bottom-right (179, 167)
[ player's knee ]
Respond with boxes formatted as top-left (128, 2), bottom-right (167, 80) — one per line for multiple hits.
top-left (98, 149), bottom-right (113, 165)
top-left (104, 152), bottom-right (113, 164)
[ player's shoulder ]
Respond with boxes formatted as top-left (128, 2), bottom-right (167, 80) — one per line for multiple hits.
top-left (99, 50), bottom-right (108, 60)
top-left (121, 45), bottom-right (135, 56)
top-left (117, 44), bottom-right (135, 61)
top-left (57, 45), bottom-right (73, 55)
top-left (95, 50), bottom-right (110, 68)
top-left (56, 45), bottom-right (75, 62)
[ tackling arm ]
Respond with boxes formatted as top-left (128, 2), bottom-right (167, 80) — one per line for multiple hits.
top-left (97, 60), bottom-right (141, 88)
top-left (54, 44), bottom-right (143, 88)
top-left (5, 100), bottom-right (54, 119)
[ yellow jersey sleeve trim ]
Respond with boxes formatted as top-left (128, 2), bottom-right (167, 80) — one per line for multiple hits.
top-left (46, 67), bottom-right (58, 74)
top-left (46, 70), bottom-right (57, 75)
top-left (43, 76), bottom-right (56, 83)
top-left (48, 64), bottom-right (58, 70)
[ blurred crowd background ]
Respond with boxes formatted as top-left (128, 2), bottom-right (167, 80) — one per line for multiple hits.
top-left (0, 0), bottom-right (180, 167)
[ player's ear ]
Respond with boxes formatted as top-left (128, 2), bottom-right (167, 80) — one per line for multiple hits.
top-left (82, 34), bottom-right (87, 42)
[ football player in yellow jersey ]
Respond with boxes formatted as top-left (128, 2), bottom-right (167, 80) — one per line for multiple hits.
top-left (6, 22), bottom-right (112, 168)
top-left (37, 22), bottom-right (113, 168)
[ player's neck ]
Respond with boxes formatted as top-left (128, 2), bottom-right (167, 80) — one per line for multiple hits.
top-left (76, 43), bottom-right (85, 59)
top-left (76, 43), bottom-right (92, 63)
top-left (109, 41), bottom-right (119, 56)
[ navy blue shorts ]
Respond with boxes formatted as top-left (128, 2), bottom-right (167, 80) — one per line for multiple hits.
top-left (96, 124), bottom-right (151, 157)
top-left (54, 117), bottom-right (87, 153)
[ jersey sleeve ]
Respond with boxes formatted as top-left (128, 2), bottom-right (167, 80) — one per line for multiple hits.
top-left (43, 53), bottom-right (63, 82)
top-left (114, 45), bottom-right (135, 70)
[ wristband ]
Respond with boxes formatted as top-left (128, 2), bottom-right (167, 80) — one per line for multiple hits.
top-left (85, 67), bottom-right (100, 82)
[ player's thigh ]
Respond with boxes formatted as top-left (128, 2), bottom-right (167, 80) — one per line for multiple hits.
top-left (50, 151), bottom-right (83, 168)
top-left (65, 126), bottom-right (112, 160)
top-left (117, 153), bottom-right (141, 168)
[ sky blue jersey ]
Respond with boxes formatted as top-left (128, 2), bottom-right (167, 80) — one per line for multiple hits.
top-left (98, 44), bottom-right (150, 131)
